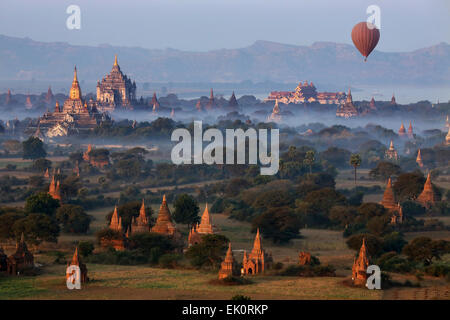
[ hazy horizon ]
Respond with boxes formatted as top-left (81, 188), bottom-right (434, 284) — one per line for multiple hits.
top-left (0, 0), bottom-right (449, 52)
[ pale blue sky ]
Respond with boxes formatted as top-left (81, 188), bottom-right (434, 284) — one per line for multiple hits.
top-left (0, 0), bottom-right (449, 51)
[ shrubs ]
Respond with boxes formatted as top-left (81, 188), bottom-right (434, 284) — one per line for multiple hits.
top-left (277, 264), bottom-right (335, 277)
top-left (78, 241), bottom-right (95, 257)
top-left (158, 253), bottom-right (183, 269)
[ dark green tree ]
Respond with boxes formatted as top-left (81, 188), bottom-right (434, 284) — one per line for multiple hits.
top-left (25, 192), bottom-right (60, 216)
top-left (56, 204), bottom-right (92, 234)
top-left (185, 234), bottom-right (229, 269)
top-left (12, 213), bottom-right (60, 246)
top-left (172, 194), bottom-right (200, 227)
top-left (252, 207), bottom-right (301, 243)
top-left (22, 136), bottom-right (46, 160)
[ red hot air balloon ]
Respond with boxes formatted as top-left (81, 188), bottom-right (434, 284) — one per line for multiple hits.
top-left (351, 22), bottom-right (380, 61)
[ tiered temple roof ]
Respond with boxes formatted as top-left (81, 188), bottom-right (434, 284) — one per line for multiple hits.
top-left (6, 233), bottom-right (34, 275)
top-left (385, 140), bottom-right (399, 161)
top-left (242, 229), bottom-right (271, 275)
top-left (188, 204), bottom-right (214, 246)
top-left (96, 55), bottom-right (136, 111)
top-left (151, 195), bottom-right (178, 236)
top-left (218, 243), bottom-right (236, 279)
top-left (417, 173), bottom-right (439, 207)
top-left (228, 92), bottom-right (239, 109)
top-left (398, 122), bottom-right (406, 137)
top-left (416, 149), bottom-right (423, 167)
top-left (131, 199), bottom-right (150, 234)
top-left (352, 238), bottom-right (370, 285)
top-left (336, 88), bottom-right (359, 118)
top-left (48, 175), bottom-right (62, 201)
top-left (109, 206), bottom-right (123, 232)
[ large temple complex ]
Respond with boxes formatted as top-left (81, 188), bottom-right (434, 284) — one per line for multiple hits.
top-left (30, 67), bottom-right (109, 138)
top-left (265, 81), bottom-right (346, 104)
top-left (96, 55), bottom-right (137, 112)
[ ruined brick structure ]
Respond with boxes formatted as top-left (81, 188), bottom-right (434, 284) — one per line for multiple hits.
top-left (6, 234), bottom-right (34, 275)
top-left (188, 204), bottom-right (214, 246)
top-left (298, 252), bottom-right (312, 265)
top-left (351, 238), bottom-right (370, 286)
top-left (242, 229), bottom-right (272, 275)
top-left (82, 144), bottom-right (110, 169)
top-left (66, 247), bottom-right (88, 283)
top-left (218, 243), bottom-right (237, 279)
top-left (96, 55), bottom-right (136, 112)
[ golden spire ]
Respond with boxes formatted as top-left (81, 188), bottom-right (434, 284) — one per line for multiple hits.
top-left (73, 66), bottom-right (78, 82)
top-left (114, 54), bottom-right (118, 66)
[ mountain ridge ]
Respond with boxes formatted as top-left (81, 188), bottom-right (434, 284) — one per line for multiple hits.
top-left (0, 34), bottom-right (449, 85)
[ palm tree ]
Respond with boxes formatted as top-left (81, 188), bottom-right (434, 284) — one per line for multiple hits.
top-left (303, 150), bottom-right (315, 174)
top-left (349, 154), bottom-right (362, 185)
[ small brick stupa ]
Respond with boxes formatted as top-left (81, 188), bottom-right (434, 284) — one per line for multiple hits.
top-left (151, 195), bottom-right (178, 236)
top-left (48, 175), bottom-right (62, 201)
top-left (131, 199), bottom-right (150, 234)
top-left (6, 233), bottom-right (34, 275)
top-left (188, 204), bottom-right (214, 246)
top-left (381, 178), bottom-right (403, 224)
top-left (101, 205), bottom-right (126, 250)
top-left (417, 173), bottom-right (439, 208)
top-left (416, 149), bottom-right (423, 167)
top-left (218, 243), bottom-right (236, 279)
top-left (351, 238), bottom-right (370, 286)
top-left (66, 247), bottom-right (88, 283)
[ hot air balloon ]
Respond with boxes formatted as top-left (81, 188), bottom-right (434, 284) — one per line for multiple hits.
top-left (351, 22), bottom-right (380, 61)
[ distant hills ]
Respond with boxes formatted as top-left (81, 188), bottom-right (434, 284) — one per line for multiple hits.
top-left (0, 34), bottom-right (449, 86)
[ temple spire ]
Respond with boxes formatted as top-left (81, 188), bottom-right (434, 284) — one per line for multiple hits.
top-left (114, 54), bottom-right (118, 66)
top-left (73, 66), bottom-right (78, 82)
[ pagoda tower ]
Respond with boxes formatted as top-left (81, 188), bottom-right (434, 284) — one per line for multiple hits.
top-left (151, 195), bottom-right (178, 236)
top-left (228, 92), bottom-right (239, 109)
top-left (206, 88), bottom-right (216, 110)
top-left (195, 99), bottom-right (203, 112)
top-left (131, 199), bottom-right (150, 234)
top-left (369, 97), bottom-right (376, 110)
top-left (351, 238), bottom-right (370, 286)
top-left (66, 247), bottom-right (88, 283)
top-left (188, 204), bottom-right (214, 246)
top-left (336, 88), bottom-right (359, 118)
top-left (5, 89), bottom-right (11, 105)
top-left (109, 206), bottom-right (123, 232)
top-left (242, 229), bottom-right (271, 275)
top-left (25, 95), bottom-right (33, 109)
top-left (385, 141), bottom-right (399, 161)
top-left (407, 121), bottom-right (414, 139)
top-left (48, 176), bottom-right (62, 201)
top-left (381, 178), bottom-right (397, 211)
top-left (391, 93), bottom-right (397, 105)
top-left (417, 173), bottom-right (439, 208)
top-left (416, 149), bottom-right (423, 167)
top-left (218, 243), bottom-right (236, 279)
top-left (398, 122), bottom-right (406, 137)
top-left (45, 86), bottom-right (54, 103)
top-left (267, 99), bottom-right (282, 122)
